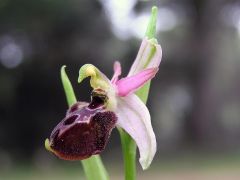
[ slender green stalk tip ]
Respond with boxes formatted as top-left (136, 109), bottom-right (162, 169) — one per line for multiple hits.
top-left (145, 6), bottom-right (158, 39)
top-left (61, 65), bottom-right (77, 106)
top-left (60, 66), bottom-right (109, 180)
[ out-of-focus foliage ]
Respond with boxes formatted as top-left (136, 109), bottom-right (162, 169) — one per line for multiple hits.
top-left (0, 0), bottom-right (240, 178)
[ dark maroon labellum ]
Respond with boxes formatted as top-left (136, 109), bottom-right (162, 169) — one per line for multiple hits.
top-left (49, 90), bottom-right (117, 160)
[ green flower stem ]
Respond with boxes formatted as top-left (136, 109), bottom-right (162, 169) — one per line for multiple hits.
top-left (119, 6), bottom-right (158, 180)
top-left (119, 128), bottom-right (137, 180)
top-left (82, 156), bottom-right (109, 180)
top-left (61, 66), bottom-right (109, 180)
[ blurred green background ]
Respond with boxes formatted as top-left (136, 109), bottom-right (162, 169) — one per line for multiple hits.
top-left (0, 0), bottom-right (240, 179)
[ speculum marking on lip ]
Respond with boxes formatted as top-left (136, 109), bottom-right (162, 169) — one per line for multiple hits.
top-left (63, 115), bottom-right (78, 125)
top-left (67, 102), bottom-right (88, 114)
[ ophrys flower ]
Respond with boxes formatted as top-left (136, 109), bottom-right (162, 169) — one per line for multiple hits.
top-left (45, 37), bottom-right (162, 170)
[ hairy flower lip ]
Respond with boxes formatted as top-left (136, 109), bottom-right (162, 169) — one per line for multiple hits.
top-left (47, 91), bottom-right (117, 161)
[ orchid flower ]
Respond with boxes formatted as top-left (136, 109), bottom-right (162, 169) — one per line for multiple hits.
top-left (45, 36), bottom-right (162, 170)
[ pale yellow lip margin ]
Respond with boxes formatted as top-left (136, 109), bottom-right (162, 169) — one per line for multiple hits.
top-left (45, 138), bottom-right (55, 153)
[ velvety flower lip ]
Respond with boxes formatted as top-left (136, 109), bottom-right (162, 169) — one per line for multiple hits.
top-left (46, 92), bottom-right (117, 161)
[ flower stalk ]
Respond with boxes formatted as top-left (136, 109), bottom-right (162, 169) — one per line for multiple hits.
top-left (119, 6), bottom-right (159, 180)
top-left (61, 66), bottom-right (109, 180)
